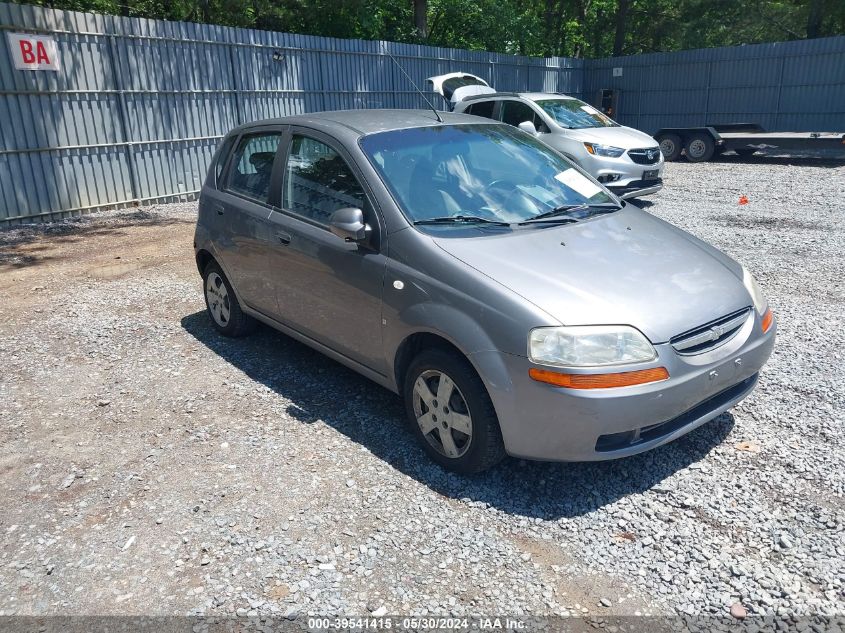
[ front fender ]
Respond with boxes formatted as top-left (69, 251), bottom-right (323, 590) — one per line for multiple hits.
top-left (380, 230), bottom-right (557, 394)
top-left (388, 302), bottom-right (500, 355)
top-left (383, 302), bottom-right (516, 401)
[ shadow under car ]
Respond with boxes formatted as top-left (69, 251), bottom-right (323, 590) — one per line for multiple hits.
top-left (181, 311), bottom-right (735, 519)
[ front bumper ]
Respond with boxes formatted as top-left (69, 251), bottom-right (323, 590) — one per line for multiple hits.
top-left (608, 178), bottom-right (664, 199)
top-left (473, 315), bottom-right (776, 462)
top-left (579, 151), bottom-right (664, 198)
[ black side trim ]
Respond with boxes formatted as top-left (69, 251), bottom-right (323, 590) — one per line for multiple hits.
top-left (595, 373), bottom-right (758, 452)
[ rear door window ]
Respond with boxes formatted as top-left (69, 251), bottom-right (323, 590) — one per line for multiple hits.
top-left (466, 100), bottom-right (495, 119)
top-left (225, 132), bottom-right (282, 204)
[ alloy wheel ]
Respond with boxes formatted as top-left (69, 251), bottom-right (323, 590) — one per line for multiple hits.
top-left (412, 369), bottom-right (473, 459)
top-left (205, 271), bottom-right (231, 327)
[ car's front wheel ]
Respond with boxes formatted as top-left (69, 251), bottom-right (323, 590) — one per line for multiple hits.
top-left (403, 349), bottom-right (506, 473)
top-left (202, 261), bottom-right (256, 337)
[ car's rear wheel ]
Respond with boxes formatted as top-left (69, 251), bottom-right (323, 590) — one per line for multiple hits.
top-left (202, 261), bottom-right (256, 337)
top-left (403, 349), bottom-right (506, 473)
top-left (657, 133), bottom-right (683, 162)
top-left (684, 133), bottom-right (715, 162)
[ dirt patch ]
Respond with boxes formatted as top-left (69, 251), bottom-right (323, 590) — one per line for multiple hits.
top-left (510, 534), bottom-right (659, 616)
top-left (86, 261), bottom-right (151, 279)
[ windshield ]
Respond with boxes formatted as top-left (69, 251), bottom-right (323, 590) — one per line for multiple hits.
top-left (535, 99), bottom-right (618, 129)
top-left (359, 124), bottom-right (616, 228)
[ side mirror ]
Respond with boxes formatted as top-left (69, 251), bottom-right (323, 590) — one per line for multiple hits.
top-left (518, 120), bottom-right (539, 136)
top-left (329, 207), bottom-right (370, 242)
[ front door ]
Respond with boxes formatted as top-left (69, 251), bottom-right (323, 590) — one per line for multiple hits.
top-left (266, 130), bottom-right (387, 374)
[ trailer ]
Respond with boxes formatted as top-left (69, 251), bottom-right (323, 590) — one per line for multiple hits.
top-left (654, 124), bottom-right (845, 162)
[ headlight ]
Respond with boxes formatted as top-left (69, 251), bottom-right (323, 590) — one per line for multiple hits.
top-left (529, 325), bottom-right (657, 367)
top-left (583, 142), bottom-right (625, 158)
top-left (741, 265), bottom-right (768, 315)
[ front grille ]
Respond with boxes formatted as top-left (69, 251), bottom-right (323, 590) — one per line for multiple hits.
top-left (595, 373), bottom-right (758, 452)
top-left (628, 147), bottom-right (661, 164)
top-left (670, 308), bottom-right (751, 355)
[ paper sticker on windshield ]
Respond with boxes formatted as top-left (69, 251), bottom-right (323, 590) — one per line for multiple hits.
top-left (580, 105), bottom-right (600, 115)
top-left (554, 168), bottom-right (602, 198)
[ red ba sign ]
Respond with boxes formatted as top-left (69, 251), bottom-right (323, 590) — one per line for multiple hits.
top-left (7, 32), bottom-right (61, 71)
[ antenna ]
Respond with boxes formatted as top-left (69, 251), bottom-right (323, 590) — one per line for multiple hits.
top-left (381, 43), bottom-right (443, 123)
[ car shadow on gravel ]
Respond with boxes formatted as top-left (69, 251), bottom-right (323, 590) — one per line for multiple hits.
top-left (182, 311), bottom-right (734, 520)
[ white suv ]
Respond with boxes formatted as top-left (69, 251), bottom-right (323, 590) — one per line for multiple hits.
top-left (428, 72), bottom-right (664, 199)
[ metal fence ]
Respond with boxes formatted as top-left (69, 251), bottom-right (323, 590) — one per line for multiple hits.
top-left (0, 2), bottom-right (583, 224)
top-left (584, 36), bottom-right (845, 134)
top-left (1, 1), bottom-right (843, 224)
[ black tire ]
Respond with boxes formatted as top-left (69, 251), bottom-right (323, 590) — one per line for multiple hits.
top-left (657, 133), bottom-right (683, 162)
top-left (403, 348), bottom-right (506, 474)
top-left (684, 133), bottom-right (715, 162)
top-left (202, 260), bottom-right (256, 337)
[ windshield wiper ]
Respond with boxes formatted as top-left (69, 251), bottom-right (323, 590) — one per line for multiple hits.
top-left (413, 215), bottom-right (511, 226)
top-left (519, 202), bottom-right (621, 225)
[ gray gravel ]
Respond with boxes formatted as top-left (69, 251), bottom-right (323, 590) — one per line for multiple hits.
top-left (0, 155), bottom-right (843, 619)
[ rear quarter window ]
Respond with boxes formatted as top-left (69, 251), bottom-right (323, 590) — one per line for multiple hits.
top-left (213, 137), bottom-right (236, 187)
top-left (466, 101), bottom-right (495, 119)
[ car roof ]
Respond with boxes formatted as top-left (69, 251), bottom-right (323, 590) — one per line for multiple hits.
top-left (460, 91), bottom-right (578, 104)
top-left (229, 109), bottom-right (490, 138)
top-left (521, 92), bottom-right (576, 101)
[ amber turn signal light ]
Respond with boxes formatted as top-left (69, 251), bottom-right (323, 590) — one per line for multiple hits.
top-left (761, 307), bottom-right (774, 333)
top-left (529, 366), bottom-right (669, 389)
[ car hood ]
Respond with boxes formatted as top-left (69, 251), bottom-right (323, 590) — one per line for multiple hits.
top-left (432, 207), bottom-right (751, 344)
top-left (565, 125), bottom-right (658, 150)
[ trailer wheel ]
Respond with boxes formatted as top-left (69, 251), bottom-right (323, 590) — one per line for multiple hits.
top-left (685, 133), bottom-right (715, 162)
top-left (657, 134), bottom-right (683, 162)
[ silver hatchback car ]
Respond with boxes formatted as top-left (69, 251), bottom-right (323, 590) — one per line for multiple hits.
top-left (194, 109), bottom-right (775, 473)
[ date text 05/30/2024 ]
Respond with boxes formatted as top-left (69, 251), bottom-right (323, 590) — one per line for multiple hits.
top-left (307, 617), bottom-right (527, 630)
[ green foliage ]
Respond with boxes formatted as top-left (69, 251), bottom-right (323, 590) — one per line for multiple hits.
top-left (20, 0), bottom-right (845, 57)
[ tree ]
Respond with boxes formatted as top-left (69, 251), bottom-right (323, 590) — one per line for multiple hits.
top-left (23, 0), bottom-right (845, 57)
top-left (413, 0), bottom-right (428, 38)
top-left (612, 0), bottom-right (630, 56)
top-left (807, 0), bottom-right (823, 38)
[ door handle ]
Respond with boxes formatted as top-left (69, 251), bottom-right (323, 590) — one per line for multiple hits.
top-left (276, 232), bottom-right (291, 245)
top-left (211, 203), bottom-right (224, 216)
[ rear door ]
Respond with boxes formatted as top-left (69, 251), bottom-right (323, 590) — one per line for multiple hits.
top-left (215, 127), bottom-right (285, 317)
top-left (266, 129), bottom-right (388, 374)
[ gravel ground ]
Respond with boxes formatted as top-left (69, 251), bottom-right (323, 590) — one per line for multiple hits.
top-left (0, 156), bottom-right (843, 622)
